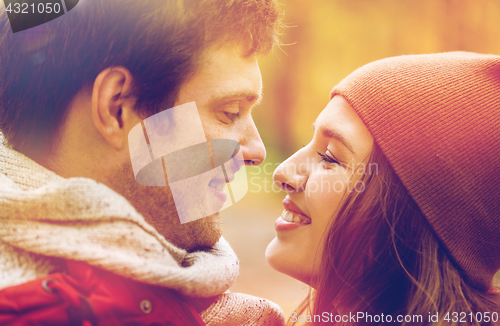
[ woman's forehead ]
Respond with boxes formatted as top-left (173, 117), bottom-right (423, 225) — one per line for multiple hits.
top-left (315, 96), bottom-right (373, 160)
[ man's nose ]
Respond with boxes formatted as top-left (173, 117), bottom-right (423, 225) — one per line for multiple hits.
top-left (240, 121), bottom-right (266, 166)
top-left (273, 148), bottom-right (308, 193)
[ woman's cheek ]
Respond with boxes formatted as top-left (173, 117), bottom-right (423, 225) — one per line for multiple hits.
top-left (308, 176), bottom-right (347, 212)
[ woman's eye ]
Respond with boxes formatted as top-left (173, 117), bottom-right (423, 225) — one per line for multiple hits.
top-left (317, 151), bottom-right (340, 166)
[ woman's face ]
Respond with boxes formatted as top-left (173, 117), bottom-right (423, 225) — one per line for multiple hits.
top-left (265, 96), bottom-right (373, 286)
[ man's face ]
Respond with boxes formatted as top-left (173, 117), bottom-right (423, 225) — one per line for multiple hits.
top-left (115, 44), bottom-right (266, 251)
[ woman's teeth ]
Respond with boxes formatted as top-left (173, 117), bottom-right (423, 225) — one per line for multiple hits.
top-left (281, 210), bottom-right (311, 224)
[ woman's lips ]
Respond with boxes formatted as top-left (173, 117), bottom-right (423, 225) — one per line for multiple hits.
top-left (275, 198), bottom-right (311, 232)
top-left (280, 209), bottom-right (311, 224)
top-left (282, 198), bottom-right (309, 218)
top-left (275, 210), bottom-right (311, 231)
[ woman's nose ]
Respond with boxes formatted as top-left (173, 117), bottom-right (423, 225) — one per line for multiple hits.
top-left (273, 149), bottom-right (308, 193)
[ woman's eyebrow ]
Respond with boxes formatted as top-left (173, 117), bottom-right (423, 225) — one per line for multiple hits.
top-left (312, 123), bottom-right (355, 155)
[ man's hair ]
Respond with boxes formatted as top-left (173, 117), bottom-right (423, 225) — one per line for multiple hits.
top-left (0, 0), bottom-right (282, 160)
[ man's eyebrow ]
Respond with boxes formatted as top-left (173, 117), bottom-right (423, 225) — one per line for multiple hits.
top-left (312, 123), bottom-right (355, 155)
top-left (209, 90), bottom-right (262, 108)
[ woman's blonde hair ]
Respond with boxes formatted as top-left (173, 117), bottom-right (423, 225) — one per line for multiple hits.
top-left (290, 143), bottom-right (499, 325)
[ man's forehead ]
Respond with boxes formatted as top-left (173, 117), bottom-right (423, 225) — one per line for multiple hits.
top-left (192, 47), bottom-right (262, 102)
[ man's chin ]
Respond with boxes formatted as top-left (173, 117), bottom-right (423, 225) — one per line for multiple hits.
top-left (173, 212), bottom-right (223, 251)
top-left (108, 162), bottom-right (223, 251)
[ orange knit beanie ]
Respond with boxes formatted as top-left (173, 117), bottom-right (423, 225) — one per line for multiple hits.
top-left (331, 52), bottom-right (500, 290)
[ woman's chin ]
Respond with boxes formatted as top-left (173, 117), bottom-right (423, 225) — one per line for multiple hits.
top-left (265, 237), bottom-right (314, 286)
top-left (264, 237), bottom-right (280, 268)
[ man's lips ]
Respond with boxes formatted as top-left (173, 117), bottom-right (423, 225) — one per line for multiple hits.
top-left (209, 178), bottom-right (227, 191)
top-left (208, 184), bottom-right (227, 202)
top-left (208, 175), bottom-right (228, 203)
top-left (208, 155), bottom-right (242, 189)
top-left (209, 165), bottom-right (237, 188)
top-left (208, 169), bottom-right (235, 187)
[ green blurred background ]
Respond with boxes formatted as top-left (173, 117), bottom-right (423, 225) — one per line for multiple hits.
top-left (221, 0), bottom-right (500, 318)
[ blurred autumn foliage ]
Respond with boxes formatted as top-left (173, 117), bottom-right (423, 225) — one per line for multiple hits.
top-left (224, 0), bottom-right (500, 316)
top-left (255, 0), bottom-right (500, 160)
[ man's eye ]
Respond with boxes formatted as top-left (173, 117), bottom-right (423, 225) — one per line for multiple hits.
top-left (218, 111), bottom-right (240, 124)
top-left (317, 151), bottom-right (340, 165)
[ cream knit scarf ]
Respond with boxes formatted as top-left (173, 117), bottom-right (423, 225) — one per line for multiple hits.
top-left (0, 139), bottom-right (285, 325)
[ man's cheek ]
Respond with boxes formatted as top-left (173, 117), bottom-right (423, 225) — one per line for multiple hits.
top-left (128, 102), bottom-right (249, 225)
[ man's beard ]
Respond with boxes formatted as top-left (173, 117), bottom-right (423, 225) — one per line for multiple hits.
top-left (106, 162), bottom-right (223, 251)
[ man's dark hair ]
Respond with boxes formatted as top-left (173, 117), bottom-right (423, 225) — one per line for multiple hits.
top-left (0, 0), bottom-right (282, 160)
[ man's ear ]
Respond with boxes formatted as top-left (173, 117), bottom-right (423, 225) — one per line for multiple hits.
top-left (91, 67), bottom-right (140, 150)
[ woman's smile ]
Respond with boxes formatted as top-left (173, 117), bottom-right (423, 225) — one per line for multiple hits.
top-left (275, 197), bottom-right (311, 231)
top-left (275, 197), bottom-right (312, 232)
top-left (275, 211), bottom-right (311, 231)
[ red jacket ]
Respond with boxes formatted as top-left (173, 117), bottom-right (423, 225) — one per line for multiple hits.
top-left (0, 260), bottom-right (206, 326)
